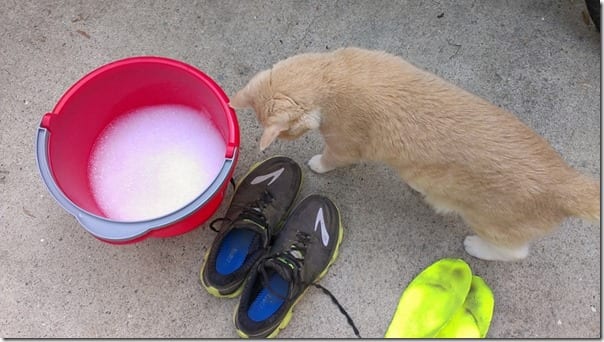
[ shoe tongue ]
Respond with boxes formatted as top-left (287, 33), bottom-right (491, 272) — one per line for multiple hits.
top-left (262, 256), bottom-right (297, 290)
top-left (231, 219), bottom-right (270, 248)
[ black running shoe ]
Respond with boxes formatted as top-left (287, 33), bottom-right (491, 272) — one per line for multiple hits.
top-left (200, 156), bottom-right (302, 298)
top-left (234, 195), bottom-right (344, 338)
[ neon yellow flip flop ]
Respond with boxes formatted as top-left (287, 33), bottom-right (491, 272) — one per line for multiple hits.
top-left (385, 258), bottom-right (494, 338)
top-left (436, 275), bottom-right (494, 338)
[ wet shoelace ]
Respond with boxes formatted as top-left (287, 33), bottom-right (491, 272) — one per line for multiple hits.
top-left (257, 231), bottom-right (362, 338)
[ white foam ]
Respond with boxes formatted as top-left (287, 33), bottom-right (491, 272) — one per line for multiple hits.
top-left (88, 104), bottom-right (226, 221)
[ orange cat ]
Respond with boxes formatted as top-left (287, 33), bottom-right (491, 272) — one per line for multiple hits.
top-left (230, 47), bottom-right (600, 261)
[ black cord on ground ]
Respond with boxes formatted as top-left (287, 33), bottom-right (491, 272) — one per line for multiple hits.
top-left (313, 283), bottom-right (362, 338)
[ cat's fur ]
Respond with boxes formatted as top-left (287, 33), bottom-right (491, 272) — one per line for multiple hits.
top-left (230, 47), bottom-right (600, 261)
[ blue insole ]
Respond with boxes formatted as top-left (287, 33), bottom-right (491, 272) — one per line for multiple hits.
top-left (216, 229), bottom-right (257, 275)
top-left (248, 273), bottom-right (289, 322)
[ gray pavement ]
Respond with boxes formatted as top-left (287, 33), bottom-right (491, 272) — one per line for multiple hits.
top-left (0, 0), bottom-right (600, 338)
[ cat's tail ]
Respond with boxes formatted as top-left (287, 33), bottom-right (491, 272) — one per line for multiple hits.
top-left (561, 174), bottom-right (600, 222)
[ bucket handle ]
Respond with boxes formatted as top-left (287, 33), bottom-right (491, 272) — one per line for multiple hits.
top-left (36, 126), bottom-right (237, 242)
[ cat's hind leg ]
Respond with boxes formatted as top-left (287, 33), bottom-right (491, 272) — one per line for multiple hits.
top-left (463, 235), bottom-right (529, 261)
top-left (455, 204), bottom-right (545, 261)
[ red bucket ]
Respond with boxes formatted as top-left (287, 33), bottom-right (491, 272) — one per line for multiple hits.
top-left (36, 57), bottom-right (239, 244)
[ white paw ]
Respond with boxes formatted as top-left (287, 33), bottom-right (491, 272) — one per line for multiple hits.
top-left (307, 154), bottom-right (333, 174)
top-left (464, 235), bottom-right (497, 260)
top-left (463, 235), bottom-right (529, 261)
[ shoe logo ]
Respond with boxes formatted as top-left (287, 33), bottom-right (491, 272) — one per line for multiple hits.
top-left (315, 207), bottom-right (330, 247)
top-left (250, 167), bottom-right (284, 186)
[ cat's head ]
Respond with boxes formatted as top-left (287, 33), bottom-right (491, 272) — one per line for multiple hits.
top-left (230, 67), bottom-right (321, 151)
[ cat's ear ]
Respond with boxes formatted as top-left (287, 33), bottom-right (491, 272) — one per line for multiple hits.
top-left (230, 69), bottom-right (271, 109)
top-left (229, 88), bottom-right (251, 109)
top-left (259, 122), bottom-right (288, 151)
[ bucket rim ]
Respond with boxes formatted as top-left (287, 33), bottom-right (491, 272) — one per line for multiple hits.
top-left (50, 55), bottom-right (239, 157)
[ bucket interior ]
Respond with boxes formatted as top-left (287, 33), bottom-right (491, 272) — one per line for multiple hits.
top-left (42, 58), bottom-right (236, 219)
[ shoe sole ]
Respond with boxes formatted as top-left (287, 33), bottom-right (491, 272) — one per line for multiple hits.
top-left (233, 200), bottom-right (345, 338)
top-left (199, 156), bottom-right (303, 298)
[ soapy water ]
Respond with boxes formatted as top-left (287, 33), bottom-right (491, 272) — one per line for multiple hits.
top-left (88, 104), bottom-right (226, 221)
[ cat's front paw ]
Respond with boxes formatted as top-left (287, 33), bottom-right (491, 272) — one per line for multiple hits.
top-left (308, 154), bottom-right (334, 174)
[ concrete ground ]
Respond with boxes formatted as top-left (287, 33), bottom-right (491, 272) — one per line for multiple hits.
top-left (1, 0), bottom-right (600, 338)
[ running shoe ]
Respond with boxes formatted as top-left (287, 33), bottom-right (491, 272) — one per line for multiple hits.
top-left (200, 156), bottom-right (302, 298)
top-left (234, 194), bottom-right (344, 338)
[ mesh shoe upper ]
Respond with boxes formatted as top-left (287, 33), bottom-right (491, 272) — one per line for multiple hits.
top-left (201, 156), bottom-right (302, 296)
top-left (234, 194), bottom-right (343, 338)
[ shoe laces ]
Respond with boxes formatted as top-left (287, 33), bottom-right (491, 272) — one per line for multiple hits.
top-left (237, 189), bottom-right (275, 227)
top-left (258, 231), bottom-right (310, 299)
top-left (257, 231), bottom-right (362, 338)
top-left (209, 189), bottom-right (275, 236)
